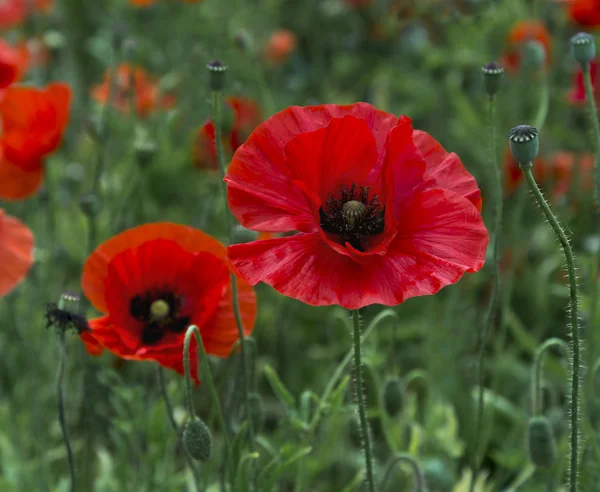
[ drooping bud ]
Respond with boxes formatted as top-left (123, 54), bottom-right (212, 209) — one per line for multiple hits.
top-left (526, 416), bottom-right (557, 468)
top-left (382, 377), bottom-right (405, 417)
top-left (207, 60), bottom-right (228, 91)
top-left (183, 417), bottom-right (213, 462)
top-left (481, 62), bottom-right (504, 98)
top-left (571, 32), bottom-right (596, 67)
top-left (508, 125), bottom-right (539, 169)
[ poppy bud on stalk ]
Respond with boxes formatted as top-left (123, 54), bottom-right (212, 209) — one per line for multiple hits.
top-left (183, 417), bottom-right (213, 462)
top-left (508, 125), bottom-right (539, 169)
top-left (571, 32), bottom-right (596, 67)
top-left (526, 416), bottom-right (557, 468)
top-left (207, 60), bottom-right (228, 92)
top-left (382, 377), bottom-right (406, 417)
top-left (481, 62), bottom-right (504, 98)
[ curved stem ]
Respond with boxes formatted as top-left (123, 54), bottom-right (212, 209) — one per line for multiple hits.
top-left (351, 310), bottom-right (376, 492)
top-left (471, 96), bottom-right (501, 490)
top-left (156, 366), bottom-right (201, 491)
top-left (522, 167), bottom-right (581, 492)
top-left (582, 64), bottom-right (600, 208)
top-left (381, 453), bottom-right (427, 492)
top-left (212, 89), bottom-right (256, 451)
top-left (56, 330), bottom-right (76, 492)
top-left (532, 338), bottom-right (571, 415)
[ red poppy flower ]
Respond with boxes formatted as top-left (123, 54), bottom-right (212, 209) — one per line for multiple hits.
top-left (225, 103), bottom-right (488, 309)
top-left (565, 0), bottom-right (600, 27)
top-left (192, 97), bottom-right (261, 170)
top-left (80, 223), bottom-right (257, 381)
top-left (0, 209), bottom-right (33, 297)
top-left (569, 59), bottom-right (599, 106)
top-left (265, 29), bottom-right (297, 65)
top-left (92, 63), bottom-right (174, 117)
top-left (0, 82), bottom-right (71, 201)
top-left (0, 0), bottom-right (25, 30)
top-left (0, 39), bottom-right (27, 90)
top-left (550, 151), bottom-right (594, 198)
top-left (504, 20), bottom-right (551, 70)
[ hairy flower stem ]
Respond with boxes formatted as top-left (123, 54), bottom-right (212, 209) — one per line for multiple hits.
top-left (522, 167), bottom-right (581, 492)
top-left (56, 330), bottom-right (76, 492)
top-left (211, 89), bottom-right (256, 454)
top-left (532, 338), bottom-right (571, 415)
top-left (582, 64), bottom-right (600, 209)
top-left (470, 95), bottom-right (501, 492)
top-left (351, 310), bottom-right (376, 492)
top-left (156, 366), bottom-right (201, 491)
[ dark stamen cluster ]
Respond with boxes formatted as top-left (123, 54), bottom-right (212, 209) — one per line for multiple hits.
top-left (45, 304), bottom-right (90, 334)
top-left (319, 183), bottom-right (385, 252)
top-left (130, 290), bottom-right (189, 345)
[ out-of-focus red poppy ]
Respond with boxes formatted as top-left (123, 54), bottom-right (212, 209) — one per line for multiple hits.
top-left (34, 0), bottom-right (54, 13)
top-left (0, 209), bottom-right (33, 297)
top-left (0, 83), bottom-right (71, 200)
top-left (569, 59), bottom-right (599, 105)
top-left (504, 145), bottom-right (550, 194)
top-left (92, 63), bottom-right (174, 117)
top-left (565, 0), bottom-right (600, 27)
top-left (265, 29), bottom-right (297, 65)
top-left (0, 39), bottom-right (27, 89)
top-left (80, 223), bottom-right (257, 382)
top-left (225, 103), bottom-right (488, 309)
top-left (0, 0), bottom-right (25, 30)
top-left (129, 0), bottom-right (204, 6)
top-left (192, 97), bottom-right (261, 170)
top-left (504, 20), bottom-right (551, 70)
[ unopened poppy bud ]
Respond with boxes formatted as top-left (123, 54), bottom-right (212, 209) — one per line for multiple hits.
top-left (481, 62), bottom-right (504, 98)
top-left (79, 193), bottom-right (102, 218)
top-left (522, 41), bottom-right (546, 70)
top-left (508, 125), bottom-right (539, 169)
top-left (135, 139), bottom-right (157, 168)
top-left (183, 417), bottom-right (212, 462)
top-left (246, 393), bottom-right (265, 432)
top-left (382, 377), bottom-right (405, 417)
top-left (571, 32), bottom-right (596, 66)
top-left (207, 60), bottom-right (228, 91)
top-left (526, 416), bottom-right (557, 468)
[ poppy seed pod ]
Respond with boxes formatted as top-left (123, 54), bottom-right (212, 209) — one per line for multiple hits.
top-left (481, 62), bottom-right (504, 98)
top-left (526, 416), bottom-right (557, 468)
top-left (522, 40), bottom-right (546, 70)
top-left (207, 60), bottom-right (227, 91)
top-left (183, 417), bottom-right (213, 462)
top-left (571, 32), bottom-right (596, 66)
top-left (508, 125), bottom-right (539, 169)
top-left (383, 377), bottom-right (405, 417)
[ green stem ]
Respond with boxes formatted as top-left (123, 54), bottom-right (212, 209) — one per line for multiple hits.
top-left (470, 95), bottom-right (501, 490)
top-left (532, 338), bottom-right (571, 415)
top-left (522, 167), bottom-right (581, 492)
top-left (351, 310), bottom-right (376, 492)
top-left (582, 64), bottom-right (600, 209)
top-left (156, 366), bottom-right (201, 491)
top-left (211, 89), bottom-right (256, 451)
top-left (56, 330), bottom-right (76, 492)
top-left (381, 453), bottom-right (427, 492)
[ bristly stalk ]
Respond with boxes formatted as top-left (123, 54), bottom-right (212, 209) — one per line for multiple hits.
top-left (208, 61), bottom-right (256, 459)
top-left (351, 310), bottom-right (376, 492)
top-left (522, 167), bottom-right (581, 492)
top-left (470, 63), bottom-right (503, 491)
top-left (55, 329), bottom-right (76, 492)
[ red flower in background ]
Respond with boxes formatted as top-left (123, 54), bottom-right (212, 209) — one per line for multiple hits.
top-left (0, 83), bottom-right (71, 200)
top-left (92, 63), bottom-right (174, 117)
top-left (0, 39), bottom-right (27, 89)
top-left (569, 59), bottom-right (598, 105)
top-left (566, 0), bottom-right (600, 27)
top-left (0, 209), bottom-right (33, 297)
top-left (192, 97), bottom-right (261, 170)
top-left (504, 20), bottom-right (551, 70)
top-left (80, 223), bottom-right (256, 381)
top-left (225, 103), bottom-right (488, 309)
top-left (265, 29), bottom-right (297, 65)
top-left (0, 0), bottom-right (25, 30)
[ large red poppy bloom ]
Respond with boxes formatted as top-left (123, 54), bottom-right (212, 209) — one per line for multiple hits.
top-left (504, 20), bottom-right (551, 70)
top-left (0, 209), bottom-right (33, 297)
top-left (0, 82), bottom-right (71, 200)
top-left (565, 0), bottom-right (600, 27)
top-left (192, 97), bottom-right (261, 170)
top-left (80, 223), bottom-right (257, 381)
top-left (225, 103), bottom-right (488, 309)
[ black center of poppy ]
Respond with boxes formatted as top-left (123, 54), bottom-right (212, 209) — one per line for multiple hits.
top-left (129, 290), bottom-right (190, 345)
top-left (319, 183), bottom-right (385, 252)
